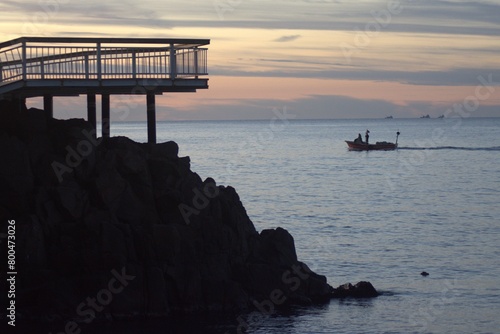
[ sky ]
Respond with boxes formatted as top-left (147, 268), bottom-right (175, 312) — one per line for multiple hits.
top-left (1, 0), bottom-right (500, 120)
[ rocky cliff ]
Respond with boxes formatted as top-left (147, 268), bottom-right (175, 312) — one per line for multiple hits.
top-left (0, 99), bottom-right (334, 322)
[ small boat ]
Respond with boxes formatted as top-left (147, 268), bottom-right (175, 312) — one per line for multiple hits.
top-left (345, 141), bottom-right (397, 151)
top-left (346, 132), bottom-right (400, 151)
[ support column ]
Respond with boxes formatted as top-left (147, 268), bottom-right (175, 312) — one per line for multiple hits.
top-left (43, 94), bottom-right (53, 119)
top-left (102, 93), bottom-right (110, 139)
top-left (87, 93), bottom-right (97, 130)
top-left (147, 92), bottom-right (156, 144)
top-left (17, 97), bottom-right (26, 112)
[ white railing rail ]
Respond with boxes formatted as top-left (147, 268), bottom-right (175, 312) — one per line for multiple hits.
top-left (0, 37), bottom-right (209, 85)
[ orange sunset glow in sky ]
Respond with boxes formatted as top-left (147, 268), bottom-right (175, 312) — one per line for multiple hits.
top-left (1, 0), bottom-right (499, 120)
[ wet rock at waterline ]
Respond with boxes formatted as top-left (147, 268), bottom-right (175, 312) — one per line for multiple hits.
top-left (331, 281), bottom-right (379, 299)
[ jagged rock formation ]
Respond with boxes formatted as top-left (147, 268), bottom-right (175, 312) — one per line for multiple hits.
top-left (0, 99), bottom-right (335, 322)
top-left (331, 281), bottom-right (379, 299)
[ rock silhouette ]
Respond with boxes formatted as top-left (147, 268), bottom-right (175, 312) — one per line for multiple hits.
top-left (331, 281), bottom-right (379, 298)
top-left (1, 99), bottom-right (352, 322)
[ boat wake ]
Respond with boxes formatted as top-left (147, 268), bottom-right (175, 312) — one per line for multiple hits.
top-left (399, 146), bottom-right (500, 151)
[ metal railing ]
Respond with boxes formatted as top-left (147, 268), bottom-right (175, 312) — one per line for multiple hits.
top-left (0, 37), bottom-right (209, 85)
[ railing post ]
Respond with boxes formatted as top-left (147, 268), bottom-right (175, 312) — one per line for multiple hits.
top-left (194, 47), bottom-right (198, 78)
top-left (85, 54), bottom-right (89, 79)
top-left (132, 51), bottom-right (137, 79)
top-left (22, 41), bottom-right (27, 81)
top-left (97, 42), bottom-right (102, 80)
top-left (0, 65), bottom-right (3, 82)
top-left (40, 59), bottom-right (45, 79)
top-left (169, 43), bottom-right (176, 79)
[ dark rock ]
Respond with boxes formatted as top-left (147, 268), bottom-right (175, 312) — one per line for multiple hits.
top-left (421, 271), bottom-right (429, 276)
top-left (151, 224), bottom-right (181, 264)
top-left (331, 281), bottom-right (379, 298)
top-left (147, 140), bottom-right (179, 159)
top-left (256, 227), bottom-right (298, 266)
top-left (145, 266), bottom-right (169, 315)
top-left (1, 100), bottom-right (344, 322)
top-left (54, 181), bottom-right (88, 220)
top-left (0, 135), bottom-right (35, 214)
top-left (0, 99), bottom-right (29, 139)
top-left (201, 279), bottom-right (248, 311)
top-left (16, 215), bottom-right (48, 270)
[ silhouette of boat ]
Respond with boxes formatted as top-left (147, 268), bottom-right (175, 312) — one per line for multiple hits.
top-left (345, 141), bottom-right (397, 151)
top-left (345, 132), bottom-right (400, 151)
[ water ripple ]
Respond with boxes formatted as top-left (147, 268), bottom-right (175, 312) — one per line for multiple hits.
top-left (399, 146), bottom-right (500, 151)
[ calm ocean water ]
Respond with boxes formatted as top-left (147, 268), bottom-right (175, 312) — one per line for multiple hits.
top-left (52, 118), bottom-right (500, 333)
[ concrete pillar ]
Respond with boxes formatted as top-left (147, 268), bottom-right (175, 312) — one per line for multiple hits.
top-left (43, 95), bottom-right (53, 119)
top-left (87, 93), bottom-right (97, 129)
top-left (102, 93), bottom-right (110, 138)
top-left (147, 92), bottom-right (156, 144)
top-left (17, 97), bottom-right (26, 112)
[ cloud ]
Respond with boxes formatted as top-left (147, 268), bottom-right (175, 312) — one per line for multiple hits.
top-left (3, 0), bottom-right (500, 36)
top-left (274, 35), bottom-right (301, 42)
top-left (0, 0), bottom-right (160, 26)
top-left (210, 67), bottom-right (500, 87)
top-left (163, 93), bottom-right (500, 121)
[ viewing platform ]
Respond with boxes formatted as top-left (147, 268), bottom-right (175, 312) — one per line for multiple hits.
top-left (0, 37), bottom-right (210, 143)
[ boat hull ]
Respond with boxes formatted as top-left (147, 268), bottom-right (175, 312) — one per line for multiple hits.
top-left (345, 141), bottom-right (397, 151)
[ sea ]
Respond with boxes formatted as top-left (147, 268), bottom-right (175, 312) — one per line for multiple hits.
top-left (29, 117), bottom-right (500, 333)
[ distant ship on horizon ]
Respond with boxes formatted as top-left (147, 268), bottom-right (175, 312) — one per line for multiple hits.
top-left (419, 114), bottom-right (445, 119)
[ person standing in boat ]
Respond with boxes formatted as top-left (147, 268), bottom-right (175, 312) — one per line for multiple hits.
top-left (365, 130), bottom-right (370, 145)
top-left (354, 133), bottom-right (363, 144)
